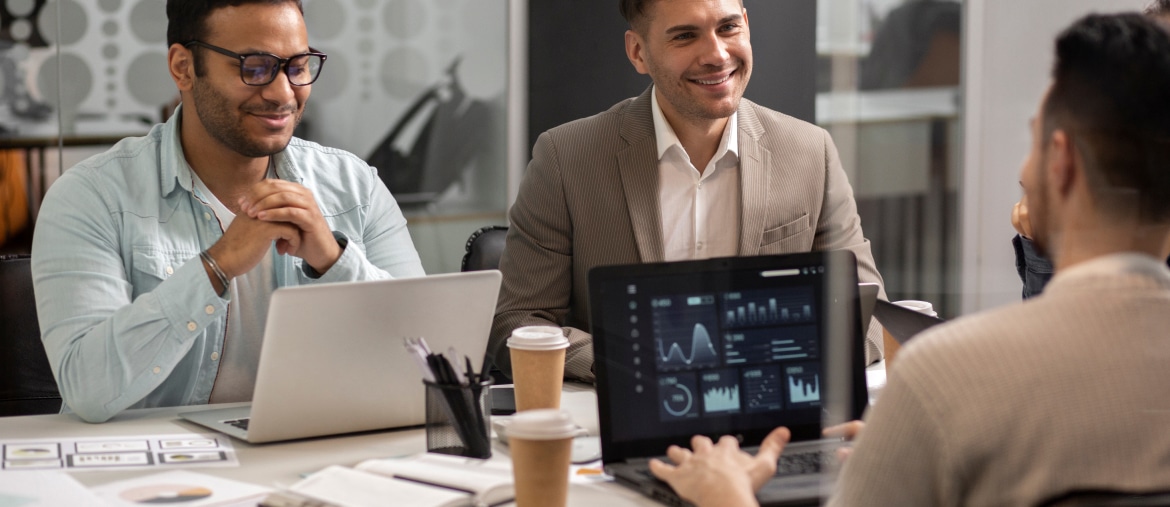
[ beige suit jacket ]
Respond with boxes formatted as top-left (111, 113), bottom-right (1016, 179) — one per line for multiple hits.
top-left (490, 88), bottom-right (885, 380)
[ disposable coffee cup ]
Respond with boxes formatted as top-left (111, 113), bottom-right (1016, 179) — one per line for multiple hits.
top-left (893, 300), bottom-right (937, 317)
top-left (508, 409), bottom-right (578, 507)
top-left (507, 326), bottom-right (570, 411)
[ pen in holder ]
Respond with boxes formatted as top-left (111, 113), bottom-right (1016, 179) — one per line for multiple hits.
top-left (424, 378), bottom-right (493, 459)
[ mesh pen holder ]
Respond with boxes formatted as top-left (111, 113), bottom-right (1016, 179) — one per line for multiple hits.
top-left (424, 379), bottom-right (493, 459)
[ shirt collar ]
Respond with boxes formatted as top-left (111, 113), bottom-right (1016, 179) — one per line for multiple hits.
top-left (160, 103), bottom-right (192, 197)
top-left (1047, 252), bottom-right (1170, 293)
top-left (650, 85), bottom-right (739, 164)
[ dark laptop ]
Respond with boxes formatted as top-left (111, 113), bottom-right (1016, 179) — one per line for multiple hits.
top-left (589, 251), bottom-right (869, 507)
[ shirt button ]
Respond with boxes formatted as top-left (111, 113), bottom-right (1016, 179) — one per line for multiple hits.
top-left (211, 352), bottom-right (220, 361)
top-left (205, 305), bottom-right (215, 315)
top-left (187, 321), bottom-right (197, 332)
top-left (165, 266), bottom-right (174, 276)
top-left (152, 366), bottom-right (161, 374)
top-left (204, 212), bottom-right (212, 221)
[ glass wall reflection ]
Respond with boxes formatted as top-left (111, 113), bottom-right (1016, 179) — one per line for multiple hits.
top-left (818, 0), bottom-right (962, 317)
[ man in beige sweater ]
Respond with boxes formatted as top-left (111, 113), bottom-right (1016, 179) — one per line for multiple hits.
top-left (652, 11), bottom-right (1170, 506)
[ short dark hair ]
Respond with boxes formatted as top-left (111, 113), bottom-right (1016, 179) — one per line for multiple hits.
top-left (167, 0), bottom-right (303, 76)
top-left (1042, 13), bottom-right (1170, 222)
top-left (619, 0), bottom-right (652, 31)
top-left (1146, 0), bottom-right (1170, 17)
top-left (167, 0), bottom-right (303, 47)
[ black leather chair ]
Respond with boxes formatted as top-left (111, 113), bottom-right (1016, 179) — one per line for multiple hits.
top-left (461, 225), bottom-right (508, 272)
top-left (0, 254), bottom-right (62, 416)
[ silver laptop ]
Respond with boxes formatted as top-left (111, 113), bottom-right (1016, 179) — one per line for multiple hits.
top-left (180, 270), bottom-right (502, 443)
top-left (589, 252), bottom-right (868, 506)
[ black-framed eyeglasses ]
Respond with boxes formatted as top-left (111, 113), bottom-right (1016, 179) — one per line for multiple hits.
top-left (184, 40), bottom-right (327, 86)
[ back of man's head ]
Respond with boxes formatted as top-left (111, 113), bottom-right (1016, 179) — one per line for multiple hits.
top-left (1146, 0), bottom-right (1170, 19)
top-left (166, 0), bottom-right (304, 47)
top-left (1042, 13), bottom-right (1170, 223)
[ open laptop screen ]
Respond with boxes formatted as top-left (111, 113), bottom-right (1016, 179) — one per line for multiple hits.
top-left (589, 252), bottom-right (866, 463)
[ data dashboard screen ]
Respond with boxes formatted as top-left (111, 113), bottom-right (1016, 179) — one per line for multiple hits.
top-left (592, 257), bottom-right (847, 446)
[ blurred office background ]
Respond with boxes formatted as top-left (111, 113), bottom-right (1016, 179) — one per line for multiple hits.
top-left (0, 0), bottom-right (1149, 318)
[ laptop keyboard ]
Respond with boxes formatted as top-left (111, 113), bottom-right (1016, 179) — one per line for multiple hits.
top-left (223, 418), bottom-right (250, 431)
top-left (774, 449), bottom-right (834, 476)
top-left (637, 448), bottom-right (834, 481)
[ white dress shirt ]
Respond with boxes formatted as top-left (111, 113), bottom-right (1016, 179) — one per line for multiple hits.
top-left (651, 87), bottom-right (741, 261)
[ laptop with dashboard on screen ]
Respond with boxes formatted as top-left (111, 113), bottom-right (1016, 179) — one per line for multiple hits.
top-left (180, 270), bottom-right (502, 444)
top-left (589, 251), bottom-right (868, 506)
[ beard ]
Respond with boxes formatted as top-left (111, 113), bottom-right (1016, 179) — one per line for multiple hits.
top-left (190, 77), bottom-right (301, 158)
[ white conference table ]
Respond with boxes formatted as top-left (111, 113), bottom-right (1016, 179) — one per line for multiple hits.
top-left (0, 384), bottom-right (656, 506)
top-left (0, 365), bottom-right (888, 506)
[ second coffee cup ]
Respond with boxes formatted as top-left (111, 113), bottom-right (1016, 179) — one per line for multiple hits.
top-left (507, 409), bottom-right (578, 507)
top-left (507, 326), bottom-right (570, 411)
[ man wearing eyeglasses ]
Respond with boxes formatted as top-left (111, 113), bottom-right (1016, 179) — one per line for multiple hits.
top-left (30, 0), bottom-right (424, 423)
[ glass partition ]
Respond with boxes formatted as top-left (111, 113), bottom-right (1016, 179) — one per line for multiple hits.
top-left (817, 0), bottom-right (962, 317)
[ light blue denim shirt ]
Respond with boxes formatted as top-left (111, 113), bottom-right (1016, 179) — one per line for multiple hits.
top-left (31, 106), bottom-right (425, 423)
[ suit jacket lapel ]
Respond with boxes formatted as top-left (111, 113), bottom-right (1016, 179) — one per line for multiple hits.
top-left (737, 101), bottom-right (771, 256)
top-left (619, 87), bottom-right (665, 263)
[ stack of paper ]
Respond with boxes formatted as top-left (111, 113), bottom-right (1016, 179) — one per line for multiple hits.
top-left (290, 453), bottom-right (514, 507)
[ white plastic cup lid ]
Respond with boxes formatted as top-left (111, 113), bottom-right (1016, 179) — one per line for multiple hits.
top-left (893, 300), bottom-right (937, 317)
top-left (506, 409), bottom-right (579, 440)
top-left (507, 326), bottom-right (569, 351)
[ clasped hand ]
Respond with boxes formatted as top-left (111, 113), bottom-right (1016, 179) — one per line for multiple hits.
top-left (207, 180), bottom-right (340, 278)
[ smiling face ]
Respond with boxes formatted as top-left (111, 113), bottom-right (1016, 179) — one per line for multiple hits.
top-left (625, 0), bottom-right (752, 127)
top-left (183, 2), bottom-right (310, 159)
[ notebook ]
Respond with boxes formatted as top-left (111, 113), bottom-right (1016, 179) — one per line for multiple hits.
top-left (180, 270), bottom-right (502, 443)
top-left (589, 252), bottom-right (868, 507)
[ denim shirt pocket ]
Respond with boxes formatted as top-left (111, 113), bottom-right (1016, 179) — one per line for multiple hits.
top-left (320, 203), bottom-right (368, 254)
top-left (130, 247), bottom-right (199, 299)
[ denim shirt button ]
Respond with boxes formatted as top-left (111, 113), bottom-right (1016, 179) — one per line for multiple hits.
top-left (204, 212), bottom-right (212, 221)
top-left (165, 266), bottom-right (174, 276)
top-left (152, 366), bottom-right (161, 374)
top-left (210, 352), bottom-right (220, 361)
top-left (186, 321), bottom-right (197, 332)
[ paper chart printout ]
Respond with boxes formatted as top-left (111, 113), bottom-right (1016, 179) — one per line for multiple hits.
top-left (93, 470), bottom-right (271, 507)
top-left (0, 434), bottom-right (238, 473)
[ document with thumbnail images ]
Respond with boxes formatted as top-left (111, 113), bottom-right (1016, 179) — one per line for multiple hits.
top-left (290, 453), bottom-right (513, 507)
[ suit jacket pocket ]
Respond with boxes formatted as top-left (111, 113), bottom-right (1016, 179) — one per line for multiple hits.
top-left (760, 214), bottom-right (812, 254)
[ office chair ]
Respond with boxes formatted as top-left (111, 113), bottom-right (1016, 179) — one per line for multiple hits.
top-left (0, 254), bottom-right (62, 416)
top-left (1038, 489), bottom-right (1170, 507)
top-left (461, 225), bottom-right (508, 272)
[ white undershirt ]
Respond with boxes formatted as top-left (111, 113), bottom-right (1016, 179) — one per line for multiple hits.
top-left (652, 86), bottom-right (741, 261)
top-left (192, 166), bottom-right (277, 404)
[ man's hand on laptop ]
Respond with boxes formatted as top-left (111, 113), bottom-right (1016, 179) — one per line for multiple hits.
top-left (822, 420), bottom-right (865, 463)
top-left (649, 427), bottom-right (791, 507)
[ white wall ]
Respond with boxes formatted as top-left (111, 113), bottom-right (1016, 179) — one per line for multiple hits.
top-left (960, 0), bottom-right (1148, 313)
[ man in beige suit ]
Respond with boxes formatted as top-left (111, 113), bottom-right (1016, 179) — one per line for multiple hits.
top-left (651, 12), bottom-right (1170, 507)
top-left (490, 0), bottom-right (885, 381)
